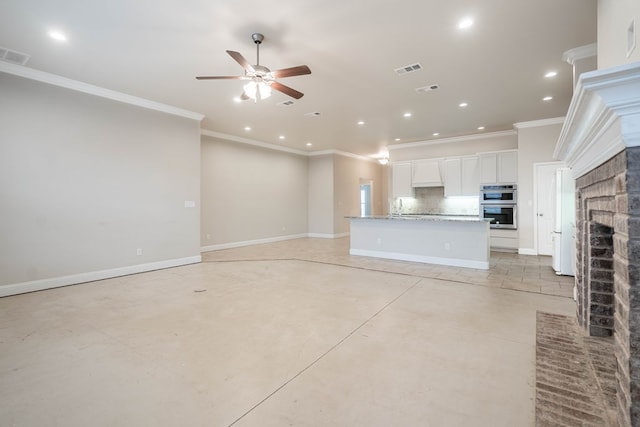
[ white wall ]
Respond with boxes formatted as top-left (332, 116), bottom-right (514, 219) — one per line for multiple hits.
top-left (516, 121), bottom-right (564, 252)
top-left (597, 0), bottom-right (640, 68)
top-left (0, 73), bottom-right (201, 294)
top-left (200, 136), bottom-right (308, 246)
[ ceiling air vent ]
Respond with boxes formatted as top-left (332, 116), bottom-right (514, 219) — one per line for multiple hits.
top-left (394, 62), bottom-right (422, 76)
top-left (277, 100), bottom-right (296, 107)
top-left (415, 84), bottom-right (439, 94)
top-left (0, 47), bottom-right (30, 65)
top-left (304, 112), bottom-right (321, 117)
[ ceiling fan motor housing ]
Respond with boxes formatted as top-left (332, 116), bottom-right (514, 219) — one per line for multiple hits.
top-left (252, 33), bottom-right (264, 44)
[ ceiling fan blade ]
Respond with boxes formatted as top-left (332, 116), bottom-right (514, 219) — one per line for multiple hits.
top-left (226, 50), bottom-right (255, 73)
top-left (195, 76), bottom-right (247, 80)
top-left (240, 91), bottom-right (250, 101)
top-left (271, 65), bottom-right (311, 79)
top-left (271, 81), bottom-right (304, 99)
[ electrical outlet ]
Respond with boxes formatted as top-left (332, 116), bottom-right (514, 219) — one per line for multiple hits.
top-left (136, 248), bottom-right (142, 256)
top-left (445, 243), bottom-right (451, 251)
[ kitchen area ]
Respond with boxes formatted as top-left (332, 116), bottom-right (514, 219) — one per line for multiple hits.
top-left (348, 148), bottom-right (519, 269)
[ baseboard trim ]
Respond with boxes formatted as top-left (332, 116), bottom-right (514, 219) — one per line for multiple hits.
top-left (350, 249), bottom-right (489, 270)
top-left (0, 256), bottom-right (202, 298)
top-left (307, 232), bottom-right (350, 239)
top-left (201, 234), bottom-right (308, 252)
top-left (518, 248), bottom-right (538, 255)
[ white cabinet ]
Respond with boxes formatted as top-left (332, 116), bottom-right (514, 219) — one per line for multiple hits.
top-left (442, 158), bottom-right (462, 196)
top-left (461, 156), bottom-right (480, 195)
top-left (479, 154), bottom-right (498, 183)
top-left (411, 159), bottom-right (442, 187)
top-left (391, 163), bottom-right (414, 198)
top-left (490, 229), bottom-right (519, 251)
top-left (497, 150), bottom-right (517, 183)
top-left (479, 150), bottom-right (517, 184)
top-left (443, 156), bottom-right (479, 197)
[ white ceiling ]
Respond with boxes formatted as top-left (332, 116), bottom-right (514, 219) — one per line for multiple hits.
top-left (2, 0), bottom-right (597, 157)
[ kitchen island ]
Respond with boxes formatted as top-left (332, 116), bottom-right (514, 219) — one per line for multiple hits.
top-left (347, 215), bottom-right (490, 269)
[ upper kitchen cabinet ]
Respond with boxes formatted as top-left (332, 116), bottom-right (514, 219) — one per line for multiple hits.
top-left (411, 159), bottom-right (442, 187)
top-left (443, 156), bottom-right (479, 196)
top-left (479, 150), bottom-right (517, 184)
top-left (391, 162), bottom-right (414, 198)
top-left (461, 156), bottom-right (480, 194)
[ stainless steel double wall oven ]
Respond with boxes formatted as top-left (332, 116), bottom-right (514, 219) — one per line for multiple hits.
top-left (479, 184), bottom-right (517, 229)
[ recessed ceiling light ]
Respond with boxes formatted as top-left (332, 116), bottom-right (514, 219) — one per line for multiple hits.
top-left (459, 102), bottom-right (468, 108)
top-left (244, 126), bottom-right (251, 131)
top-left (433, 132), bottom-right (440, 136)
top-left (477, 126), bottom-right (485, 130)
top-left (279, 135), bottom-right (285, 140)
top-left (357, 121), bottom-right (365, 126)
top-left (306, 142), bottom-right (313, 147)
top-left (403, 112), bottom-right (412, 118)
top-left (395, 138), bottom-right (401, 142)
top-left (458, 18), bottom-right (474, 30)
top-left (543, 96), bottom-right (553, 101)
top-left (48, 31), bottom-right (67, 42)
top-left (545, 71), bottom-right (558, 78)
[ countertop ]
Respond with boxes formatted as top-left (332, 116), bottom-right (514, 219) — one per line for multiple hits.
top-left (346, 214), bottom-right (488, 223)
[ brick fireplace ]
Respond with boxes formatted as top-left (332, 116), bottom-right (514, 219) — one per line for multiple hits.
top-left (555, 62), bottom-right (640, 426)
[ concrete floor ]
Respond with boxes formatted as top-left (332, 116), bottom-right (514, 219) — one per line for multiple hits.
top-left (0, 237), bottom-right (575, 426)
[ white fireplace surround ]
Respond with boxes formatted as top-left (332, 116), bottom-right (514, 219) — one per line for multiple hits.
top-left (554, 61), bottom-right (640, 174)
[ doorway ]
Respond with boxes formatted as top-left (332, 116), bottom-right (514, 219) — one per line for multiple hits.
top-left (534, 162), bottom-right (563, 255)
top-left (360, 181), bottom-right (372, 216)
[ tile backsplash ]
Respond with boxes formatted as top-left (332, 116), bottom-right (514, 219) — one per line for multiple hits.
top-left (394, 187), bottom-right (479, 215)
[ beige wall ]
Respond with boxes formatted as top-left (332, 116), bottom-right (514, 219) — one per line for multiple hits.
top-left (388, 132), bottom-right (518, 162)
top-left (200, 136), bottom-right (308, 245)
top-left (516, 122), bottom-right (564, 252)
top-left (597, 0), bottom-right (640, 68)
top-left (333, 155), bottom-right (383, 235)
top-left (307, 155), bottom-right (335, 236)
top-left (0, 73), bottom-right (201, 290)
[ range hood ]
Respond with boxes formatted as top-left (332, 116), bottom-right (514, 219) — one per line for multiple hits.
top-left (411, 159), bottom-right (443, 187)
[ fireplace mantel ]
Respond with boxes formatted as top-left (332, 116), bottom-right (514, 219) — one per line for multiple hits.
top-left (554, 61), bottom-right (640, 178)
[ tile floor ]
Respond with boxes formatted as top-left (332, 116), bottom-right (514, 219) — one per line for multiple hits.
top-left (0, 237), bottom-right (576, 426)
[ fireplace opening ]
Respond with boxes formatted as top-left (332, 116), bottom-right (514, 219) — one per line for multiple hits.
top-left (587, 221), bottom-right (615, 337)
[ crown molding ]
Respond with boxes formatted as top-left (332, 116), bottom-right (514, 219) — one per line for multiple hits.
top-left (308, 149), bottom-right (378, 162)
top-left (201, 130), bottom-right (378, 162)
top-left (0, 61), bottom-right (204, 121)
top-left (513, 117), bottom-right (565, 129)
top-left (201, 129), bottom-right (308, 156)
top-left (554, 62), bottom-right (640, 178)
top-left (562, 43), bottom-right (597, 65)
top-left (387, 129), bottom-right (517, 151)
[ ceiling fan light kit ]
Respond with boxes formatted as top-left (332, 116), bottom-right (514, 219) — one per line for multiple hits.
top-left (196, 33), bottom-right (311, 102)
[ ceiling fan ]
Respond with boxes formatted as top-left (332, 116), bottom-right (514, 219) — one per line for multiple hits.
top-left (196, 33), bottom-right (311, 101)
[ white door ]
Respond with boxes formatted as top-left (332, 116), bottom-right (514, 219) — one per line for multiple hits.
top-left (535, 163), bottom-right (562, 255)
